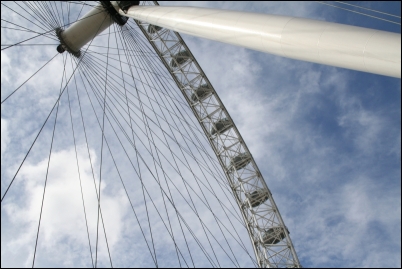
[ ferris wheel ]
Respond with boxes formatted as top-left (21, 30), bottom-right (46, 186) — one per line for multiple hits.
top-left (1, 1), bottom-right (400, 268)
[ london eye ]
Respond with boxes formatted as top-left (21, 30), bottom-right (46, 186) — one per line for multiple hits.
top-left (1, 1), bottom-right (400, 268)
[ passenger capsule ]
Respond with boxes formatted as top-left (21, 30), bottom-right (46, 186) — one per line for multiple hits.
top-left (191, 84), bottom-right (212, 103)
top-left (210, 118), bottom-right (232, 135)
top-left (231, 152), bottom-right (251, 170)
top-left (262, 226), bottom-right (288, 245)
top-left (147, 24), bottom-right (162, 34)
top-left (245, 189), bottom-right (269, 208)
top-left (170, 50), bottom-right (191, 68)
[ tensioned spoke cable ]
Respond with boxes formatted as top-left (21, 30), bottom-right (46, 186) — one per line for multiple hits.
top-left (2, 3), bottom-right (53, 33)
top-left (20, 1), bottom-right (58, 31)
top-left (122, 22), bottom-right (241, 200)
top-left (42, 1), bottom-right (58, 28)
top-left (71, 60), bottom-right (108, 268)
top-left (129, 61), bottom-right (230, 196)
top-left (121, 22), bottom-right (255, 265)
top-left (70, 8), bottom-right (122, 261)
top-left (1, 7), bottom-right (108, 51)
top-left (59, 1), bottom-right (66, 27)
top-left (1, 19), bottom-right (59, 43)
top-left (16, 2), bottom-right (52, 31)
top-left (79, 56), bottom-right (232, 197)
top-left (84, 48), bottom-right (176, 83)
top-left (77, 55), bottom-right (244, 230)
top-left (121, 28), bottom-right (230, 268)
top-left (2, 3), bottom-right (257, 266)
top-left (0, 44), bottom-right (59, 46)
top-left (335, 1), bottom-right (401, 18)
top-left (106, 27), bottom-right (194, 106)
top-left (39, 1), bottom-right (61, 28)
top-left (0, 52), bottom-right (84, 203)
top-left (123, 21), bottom-right (231, 186)
top-left (97, 28), bottom-right (160, 266)
top-left (78, 54), bottom-right (250, 266)
top-left (83, 63), bottom-right (254, 266)
top-left (83, 55), bottom-right (192, 119)
top-left (1, 53), bottom-right (58, 104)
top-left (76, 58), bottom-right (218, 267)
top-left (67, 57), bottom-right (95, 268)
top-left (79, 55), bottom-right (198, 266)
top-left (85, 47), bottom-right (162, 57)
top-left (1, 26), bottom-right (41, 33)
top-left (113, 23), bottom-right (182, 267)
top-left (131, 48), bottom-right (242, 269)
top-left (1, 5), bottom-right (116, 230)
top-left (79, 57), bottom-right (195, 132)
top-left (315, 1), bottom-right (401, 25)
top-left (67, 1), bottom-right (71, 26)
top-left (57, 11), bottom-right (119, 269)
top-left (97, 27), bottom-right (132, 37)
top-left (121, 25), bottom-right (186, 268)
top-left (73, 1), bottom-right (88, 22)
top-left (79, 52), bottom-right (236, 215)
top-left (71, 56), bottom-right (127, 269)
top-left (117, 22), bottom-right (184, 267)
top-left (87, 44), bottom-right (160, 55)
top-left (129, 39), bottom-right (242, 265)
top-left (75, 62), bottom-right (159, 267)
top-left (66, 1), bottom-right (99, 8)
top-left (32, 52), bottom-right (67, 268)
top-left (1, 27), bottom-right (59, 50)
top-left (122, 22), bottom-right (224, 150)
top-left (0, 2), bottom-right (267, 268)
top-left (84, 15), bottom-right (114, 269)
top-left (79, 52), bottom-right (229, 192)
top-left (76, 57), bottom-right (198, 266)
top-left (81, 33), bottom-right (224, 176)
top-left (52, 1), bottom-right (64, 27)
top-left (84, 46), bottom-right (174, 81)
top-left (124, 25), bottom-right (252, 253)
top-left (25, 2), bottom-right (58, 30)
top-left (15, 2), bottom-right (55, 32)
top-left (49, 2), bottom-right (62, 27)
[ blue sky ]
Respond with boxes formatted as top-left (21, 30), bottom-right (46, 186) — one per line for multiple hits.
top-left (1, 1), bottom-right (401, 268)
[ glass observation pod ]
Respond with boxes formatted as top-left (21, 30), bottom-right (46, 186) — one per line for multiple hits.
top-left (231, 152), bottom-right (252, 170)
top-left (191, 84), bottom-right (212, 103)
top-left (262, 226), bottom-right (288, 245)
top-left (170, 50), bottom-right (191, 68)
top-left (147, 24), bottom-right (162, 34)
top-left (245, 189), bottom-right (269, 208)
top-left (210, 118), bottom-right (232, 136)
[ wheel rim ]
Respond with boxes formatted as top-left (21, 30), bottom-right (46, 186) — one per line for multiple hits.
top-left (1, 1), bottom-right (300, 267)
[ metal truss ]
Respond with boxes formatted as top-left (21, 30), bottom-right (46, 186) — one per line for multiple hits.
top-left (133, 2), bottom-right (302, 267)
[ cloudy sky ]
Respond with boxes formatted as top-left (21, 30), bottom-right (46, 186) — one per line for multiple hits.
top-left (1, 1), bottom-right (401, 268)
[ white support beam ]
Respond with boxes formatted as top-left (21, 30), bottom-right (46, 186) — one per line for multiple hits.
top-left (120, 5), bottom-right (401, 78)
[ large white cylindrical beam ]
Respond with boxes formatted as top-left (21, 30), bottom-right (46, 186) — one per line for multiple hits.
top-left (120, 5), bottom-right (401, 78)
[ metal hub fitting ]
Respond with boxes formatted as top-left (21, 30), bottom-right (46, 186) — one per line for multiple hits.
top-left (55, 27), bottom-right (81, 57)
top-left (55, 1), bottom-right (139, 56)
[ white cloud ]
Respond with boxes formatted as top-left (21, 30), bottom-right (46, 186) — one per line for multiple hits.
top-left (2, 147), bottom-right (129, 267)
top-left (1, 51), bottom-right (11, 83)
top-left (1, 1), bottom-right (400, 268)
top-left (1, 119), bottom-right (9, 157)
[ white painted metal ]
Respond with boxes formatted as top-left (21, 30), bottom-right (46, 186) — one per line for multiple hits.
top-left (60, 4), bottom-right (113, 53)
top-left (59, 2), bottom-right (303, 267)
top-left (132, 2), bottom-right (302, 267)
top-left (120, 5), bottom-right (401, 78)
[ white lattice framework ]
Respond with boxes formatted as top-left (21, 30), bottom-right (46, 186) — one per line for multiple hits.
top-left (131, 2), bottom-right (301, 267)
